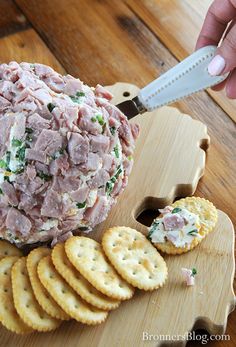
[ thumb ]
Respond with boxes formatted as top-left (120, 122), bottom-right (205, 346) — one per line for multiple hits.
top-left (208, 21), bottom-right (236, 76)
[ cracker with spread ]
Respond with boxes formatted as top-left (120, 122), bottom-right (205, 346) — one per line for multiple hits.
top-left (148, 197), bottom-right (218, 254)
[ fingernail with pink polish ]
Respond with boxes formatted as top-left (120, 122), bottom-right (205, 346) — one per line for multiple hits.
top-left (208, 55), bottom-right (226, 76)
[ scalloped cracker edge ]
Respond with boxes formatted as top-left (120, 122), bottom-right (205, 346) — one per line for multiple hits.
top-left (27, 247), bottom-right (70, 320)
top-left (0, 240), bottom-right (22, 260)
top-left (38, 255), bottom-right (108, 325)
top-left (151, 197), bottom-right (218, 255)
top-left (11, 257), bottom-right (60, 332)
top-left (65, 236), bottom-right (135, 300)
top-left (52, 243), bottom-right (120, 310)
top-left (102, 227), bottom-right (168, 290)
top-left (0, 256), bottom-right (33, 334)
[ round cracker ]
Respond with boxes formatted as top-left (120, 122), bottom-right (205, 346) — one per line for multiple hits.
top-left (27, 247), bottom-right (70, 320)
top-left (0, 240), bottom-right (22, 260)
top-left (38, 255), bottom-right (108, 325)
top-left (11, 257), bottom-right (61, 332)
top-left (52, 243), bottom-right (120, 311)
top-left (151, 197), bottom-right (218, 255)
top-left (102, 227), bottom-right (168, 291)
top-left (0, 256), bottom-right (33, 334)
top-left (65, 236), bottom-right (134, 300)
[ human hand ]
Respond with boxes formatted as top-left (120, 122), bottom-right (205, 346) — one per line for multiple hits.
top-left (196, 0), bottom-right (236, 98)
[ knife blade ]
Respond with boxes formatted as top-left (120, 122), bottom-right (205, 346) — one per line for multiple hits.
top-left (116, 46), bottom-right (228, 119)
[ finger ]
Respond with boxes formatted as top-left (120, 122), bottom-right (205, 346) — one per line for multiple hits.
top-left (225, 69), bottom-right (236, 98)
top-left (211, 78), bottom-right (227, 91)
top-left (196, 0), bottom-right (236, 49)
top-left (215, 22), bottom-right (236, 73)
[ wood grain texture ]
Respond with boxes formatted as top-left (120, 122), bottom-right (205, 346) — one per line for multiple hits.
top-left (0, 0), bottom-right (29, 38)
top-left (0, 0), bottom-right (235, 344)
top-left (0, 29), bottom-right (65, 73)
top-left (126, 0), bottom-right (236, 123)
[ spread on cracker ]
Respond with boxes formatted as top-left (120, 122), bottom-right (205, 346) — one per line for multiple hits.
top-left (148, 206), bottom-right (201, 248)
top-left (148, 197), bottom-right (218, 254)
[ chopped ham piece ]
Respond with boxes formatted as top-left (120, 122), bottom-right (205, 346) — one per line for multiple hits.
top-left (0, 80), bottom-right (14, 101)
top-left (89, 169), bottom-right (110, 189)
top-left (163, 213), bottom-right (185, 231)
top-left (94, 84), bottom-right (113, 100)
top-left (1, 181), bottom-right (18, 206)
top-left (79, 153), bottom-right (100, 172)
top-left (64, 77), bottom-right (83, 96)
top-left (52, 176), bottom-right (80, 193)
top-left (67, 132), bottom-right (89, 164)
top-left (0, 96), bottom-right (11, 112)
top-left (27, 113), bottom-right (50, 132)
top-left (41, 190), bottom-right (63, 218)
top-left (25, 148), bottom-right (47, 163)
top-left (34, 129), bottom-right (63, 156)
top-left (70, 186), bottom-right (89, 202)
top-left (49, 154), bottom-right (69, 175)
top-left (6, 207), bottom-right (32, 236)
top-left (0, 116), bottom-right (15, 156)
top-left (84, 196), bottom-right (109, 227)
top-left (181, 268), bottom-right (196, 286)
top-left (90, 134), bottom-right (110, 153)
top-left (159, 206), bottom-right (173, 215)
top-left (26, 165), bottom-right (37, 180)
top-left (0, 62), bottom-right (139, 246)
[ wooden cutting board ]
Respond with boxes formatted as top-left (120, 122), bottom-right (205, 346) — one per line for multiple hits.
top-left (1, 83), bottom-right (235, 347)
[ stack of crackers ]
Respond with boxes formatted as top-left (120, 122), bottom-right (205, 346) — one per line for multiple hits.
top-left (0, 227), bottom-right (168, 334)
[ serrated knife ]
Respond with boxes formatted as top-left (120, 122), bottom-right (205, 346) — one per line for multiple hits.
top-left (116, 46), bottom-right (228, 119)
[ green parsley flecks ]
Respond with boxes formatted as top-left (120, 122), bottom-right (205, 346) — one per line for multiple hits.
top-left (172, 207), bottom-right (182, 214)
top-left (76, 91), bottom-right (85, 97)
top-left (76, 201), bottom-right (87, 209)
top-left (110, 126), bottom-right (116, 135)
top-left (96, 114), bottom-right (105, 126)
top-left (15, 146), bottom-right (26, 162)
top-left (0, 160), bottom-right (7, 169)
top-left (106, 165), bottom-right (123, 195)
top-left (37, 172), bottom-right (52, 182)
top-left (70, 91), bottom-right (85, 104)
top-left (147, 220), bottom-right (160, 241)
top-left (12, 138), bottom-right (23, 147)
top-left (113, 145), bottom-right (119, 158)
top-left (47, 103), bottom-right (56, 112)
top-left (188, 229), bottom-right (198, 236)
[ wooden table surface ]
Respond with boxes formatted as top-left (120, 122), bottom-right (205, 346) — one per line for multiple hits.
top-left (0, 0), bottom-right (235, 346)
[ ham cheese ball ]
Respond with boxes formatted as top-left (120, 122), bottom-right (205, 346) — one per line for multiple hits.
top-left (0, 62), bottom-right (139, 246)
top-left (148, 197), bottom-right (218, 254)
